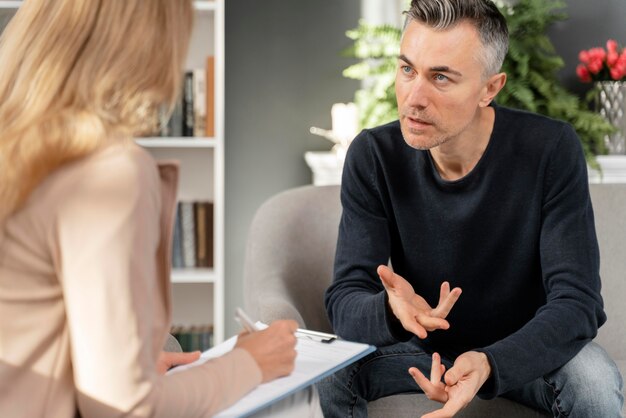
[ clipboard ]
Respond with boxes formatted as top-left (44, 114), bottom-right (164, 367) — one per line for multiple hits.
top-left (167, 323), bottom-right (375, 417)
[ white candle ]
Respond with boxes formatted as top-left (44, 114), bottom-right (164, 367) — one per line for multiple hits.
top-left (331, 102), bottom-right (359, 146)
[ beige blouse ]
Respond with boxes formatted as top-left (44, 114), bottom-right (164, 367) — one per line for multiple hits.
top-left (0, 142), bottom-right (262, 417)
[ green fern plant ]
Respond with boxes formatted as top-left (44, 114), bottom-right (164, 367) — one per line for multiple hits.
top-left (342, 0), bottom-right (615, 167)
top-left (498, 0), bottom-right (614, 167)
top-left (343, 21), bottom-right (401, 129)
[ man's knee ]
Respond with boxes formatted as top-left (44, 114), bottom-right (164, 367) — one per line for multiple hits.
top-left (548, 342), bottom-right (623, 416)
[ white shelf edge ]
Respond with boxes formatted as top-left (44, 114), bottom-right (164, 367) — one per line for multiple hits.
top-left (135, 137), bottom-right (217, 148)
top-left (171, 268), bottom-right (216, 284)
top-left (0, 1), bottom-right (21, 8)
top-left (194, 1), bottom-right (218, 11)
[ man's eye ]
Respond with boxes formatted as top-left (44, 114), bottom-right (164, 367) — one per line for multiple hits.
top-left (401, 65), bottom-right (412, 74)
top-left (434, 73), bottom-right (449, 81)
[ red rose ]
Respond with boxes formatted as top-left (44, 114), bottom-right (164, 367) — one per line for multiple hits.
top-left (577, 41), bottom-right (626, 83)
top-left (607, 39), bottom-right (619, 53)
top-left (576, 64), bottom-right (592, 82)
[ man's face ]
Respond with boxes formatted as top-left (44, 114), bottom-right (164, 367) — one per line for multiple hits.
top-left (395, 20), bottom-right (493, 150)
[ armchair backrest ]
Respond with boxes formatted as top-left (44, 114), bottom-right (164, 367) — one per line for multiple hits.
top-left (243, 185), bottom-right (341, 333)
top-left (589, 183), bottom-right (626, 362)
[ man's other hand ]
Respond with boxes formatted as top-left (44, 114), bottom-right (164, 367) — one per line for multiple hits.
top-left (409, 351), bottom-right (492, 418)
top-left (377, 265), bottom-right (461, 338)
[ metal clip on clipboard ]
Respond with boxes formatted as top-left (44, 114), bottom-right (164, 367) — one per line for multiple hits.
top-left (295, 328), bottom-right (337, 344)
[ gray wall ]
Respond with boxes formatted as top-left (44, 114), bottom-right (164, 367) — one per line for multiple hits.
top-left (224, 0), bottom-right (359, 337)
top-left (548, 0), bottom-right (626, 96)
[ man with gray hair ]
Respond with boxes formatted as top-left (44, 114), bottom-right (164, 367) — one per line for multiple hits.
top-left (318, 0), bottom-right (623, 417)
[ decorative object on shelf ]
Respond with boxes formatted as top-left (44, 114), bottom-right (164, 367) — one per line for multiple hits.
top-left (593, 82), bottom-right (626, 154)
top-left (340, 0), bottom-right (615, 169)
top-left (309, 102), bottom-right (359, 160)
top-left (304, 151), bottom-right (344, 186)
top-left (576, 40), bottom-right (626, 154)
top-left (307, 103), bottom-right (359, 185)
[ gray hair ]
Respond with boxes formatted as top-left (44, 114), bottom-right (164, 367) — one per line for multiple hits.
top-left (403, 0), bottom-right (509, 77)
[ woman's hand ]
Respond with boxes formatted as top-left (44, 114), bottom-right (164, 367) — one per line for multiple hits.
top-left (235, 319), bottom-right (298, 383)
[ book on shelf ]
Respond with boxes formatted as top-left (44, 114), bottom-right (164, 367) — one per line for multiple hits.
top-left (172, 200), bottom-right (215, 270)
top-left (142, 55), bottom-right (214, 139)
top-left (205, 56), bottom-right (215, 137)
top-left (179, 201), bottom-right (197, 268)
top-left (192, 68), bottom-right (207, 137)
top-left (194, 201), bottom-right (214, 268)
top-left (182, 71), bottom-right (195, 137)
top-left (172, 203), bottom-right (184, 269)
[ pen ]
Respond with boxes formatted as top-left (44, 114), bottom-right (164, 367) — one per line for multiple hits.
top-left (235, 307), bottom-right (259, 333)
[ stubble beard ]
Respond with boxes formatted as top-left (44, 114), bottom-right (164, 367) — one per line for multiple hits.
top-left (399, 120), bottom-right (450, 151)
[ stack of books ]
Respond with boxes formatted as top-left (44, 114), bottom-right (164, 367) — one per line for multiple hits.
top-left (153, 56), bottom-right (215, 138)
top-left (170, 324), bottom-right (214, 352)
top-left (172, 201), bottom-right (214, 269)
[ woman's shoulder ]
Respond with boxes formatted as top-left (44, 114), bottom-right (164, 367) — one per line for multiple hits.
top-left (32, 141), bottom-right (160, 214)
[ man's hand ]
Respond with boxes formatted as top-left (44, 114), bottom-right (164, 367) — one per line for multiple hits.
top-left (156, 350), bottom-right (201, 375)
top-left (409, 351), bottom-right (492, 418)
top-left (377, 265), bottom-right (462, 338)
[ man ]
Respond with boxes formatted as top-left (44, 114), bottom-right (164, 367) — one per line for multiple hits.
top-left (318, 0), bottom-right (624, 417)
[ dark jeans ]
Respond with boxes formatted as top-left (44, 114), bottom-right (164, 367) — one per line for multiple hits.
top-left (317, 339), bottom-right (623, 418)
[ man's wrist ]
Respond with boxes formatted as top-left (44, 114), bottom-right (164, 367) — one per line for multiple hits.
top-left (383, 292), bottom-right (412, 341)
top-left (476, 351), bottom-right (492, 382)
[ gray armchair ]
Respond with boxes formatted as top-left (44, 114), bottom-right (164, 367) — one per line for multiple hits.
top-left (243, 184), bottom-right (625, 417)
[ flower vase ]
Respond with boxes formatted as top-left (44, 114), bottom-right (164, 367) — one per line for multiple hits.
top-left (595, 81), bottom-right (626, 154)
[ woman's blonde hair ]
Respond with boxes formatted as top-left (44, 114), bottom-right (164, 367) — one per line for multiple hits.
top-left (0, 0), bottom-right (193, 221)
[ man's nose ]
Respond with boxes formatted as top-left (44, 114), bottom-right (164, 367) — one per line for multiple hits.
top-left (405, 76), bottom-right (430, 109)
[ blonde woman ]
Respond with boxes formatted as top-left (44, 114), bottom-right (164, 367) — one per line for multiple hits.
top-left (0, 1), bottom-right (301, 417)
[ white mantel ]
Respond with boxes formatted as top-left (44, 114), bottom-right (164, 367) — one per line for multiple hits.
top-left (304, 151), bottom-right (344, 186)
top-left (587, 155), bottom-right (626, 184)
top-left (305, 152), bottom-right (626, 186)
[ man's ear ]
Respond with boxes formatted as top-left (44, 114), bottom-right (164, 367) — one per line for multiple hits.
top-left (479, 72), bottom-right (507, 107)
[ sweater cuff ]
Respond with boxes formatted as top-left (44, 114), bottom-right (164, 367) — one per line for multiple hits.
top-left (474, 348), bottom-right (500, 399)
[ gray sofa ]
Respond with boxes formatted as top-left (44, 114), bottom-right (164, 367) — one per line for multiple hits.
top-left (243, 184), bottom-right (625, 417)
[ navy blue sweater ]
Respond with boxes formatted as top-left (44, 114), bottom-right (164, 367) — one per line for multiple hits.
top-left (325, 105), bottom-right (606, 398)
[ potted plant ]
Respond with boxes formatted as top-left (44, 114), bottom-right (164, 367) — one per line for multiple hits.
top-left (576, 40), bottom-right (626, 154)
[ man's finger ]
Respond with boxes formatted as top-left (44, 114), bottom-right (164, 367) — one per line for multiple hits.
top-left (416, 312), bottom-right (450, 331)
top-left (422, 396), bottom-right (466, 418)
top-left (409, 367), bottom-right (447, 403)
top-left (377, 265), bottom-right (399, 291)
top-left (431, 286), bottom-right (462, 318)
top-left (409, 366), bottom-right (431, 391)
top-left (437, 282), bottom-right (450, 306)
top-left (422, 408), bottom-right (453, 418)
top-left (430, 353), bottom-right (443, 385)
top-left (405, 315), bottom-right (428, 339)
top-left (440, 394), bottom-right (469, 417)
top-left (444, 355), bottom-right (473, 387)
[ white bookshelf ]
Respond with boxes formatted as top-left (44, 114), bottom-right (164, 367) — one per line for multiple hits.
top-left (0, 1), bottom-right (226, 345)
top-left (141, 0), bottom-right (226, 345)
